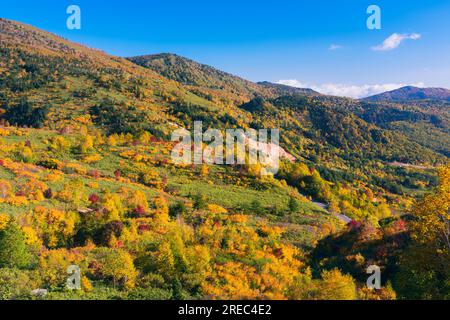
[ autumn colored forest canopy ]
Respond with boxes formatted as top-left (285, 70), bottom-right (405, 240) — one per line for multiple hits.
top-left (0, 19), bottom-right (448, 300)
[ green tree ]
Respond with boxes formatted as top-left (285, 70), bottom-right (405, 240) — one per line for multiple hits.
top-left (169, 201), bottom-right (188, 218)
top-left (3, 99), bottom-right (48, 128)
top-left (0, 268), bottom-right (32, 300)
top-left (288, 197), bottom-right (300, 213)
top-left (248, 199), bottom-right (265, 215)
top-left (193, 193), bottom-right (207, 210)
top-left (89, 99), bottom-right (146, 134)
top-left (0, 221), bottom-right (32, 269)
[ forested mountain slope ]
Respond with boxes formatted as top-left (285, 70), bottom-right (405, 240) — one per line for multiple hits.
top-left (364, 86), bottom-right (450, 102)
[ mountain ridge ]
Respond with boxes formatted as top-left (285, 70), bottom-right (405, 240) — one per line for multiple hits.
top-left (127, 53), bottom-right (321, 102)
top-left (363, 86), bottom-right (450, 102)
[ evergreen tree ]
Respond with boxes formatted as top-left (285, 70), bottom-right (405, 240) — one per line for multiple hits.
top-left (0, 221), bottom-right (32, 269)
top-left (3, 99), bottom-right (48, 128)
top-left (288, 197), bottom-right (300, 213)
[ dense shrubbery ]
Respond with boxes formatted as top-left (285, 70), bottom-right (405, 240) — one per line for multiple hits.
top-left (90, 99), bottom-right (148, 134)
top-left (277, 162), bottom-right (332, 203)
top-left (2, 99), bottom-right (49, 128)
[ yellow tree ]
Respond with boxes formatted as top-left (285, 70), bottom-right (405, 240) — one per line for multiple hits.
top-left (153, 195), bottom-right (170, 224)
top-left (199, 164), bottom-right (209, 177)
top-left (315, 269), bottom-right (357, 300)
top-left (411, 165), bottom-right (450, 252)
top-left (102, 193), bottom-right (125, 222)
top-left (0, 180), bottom-right (13, 201)
top-left (79, 134), bottom-right (94, 154)
top-left (39, 248), bottom-right (86, 289)
top-left (155, 241), bottom-right (176, 279)
top-left (395, 165), bottom-right (450, 299)
top-left (0, 213), bottom-right (10, 230)
top-left (92, 248), bottom-right (137, 289)
top-left (125, 189), bottom-right (149, 213)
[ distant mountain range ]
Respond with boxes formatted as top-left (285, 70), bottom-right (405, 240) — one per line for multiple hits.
top-left (363, 86), bottom-right (450, 102)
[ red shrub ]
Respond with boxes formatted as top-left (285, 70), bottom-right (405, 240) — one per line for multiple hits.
top-left (88, 170), bottom-right (101, 178)
top-left (138, 224), bottom-right (151, 233)
top-left (89, 193), bottom-right (100, 204)
top-left (134, 205), bottom-right (147, 217)
top-left (348, 220), bottom-right (362, 230)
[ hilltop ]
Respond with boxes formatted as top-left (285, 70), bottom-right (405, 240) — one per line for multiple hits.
top-left (127, 53), bottom-right (262, 100)
top-left (363, 86), bottom-right (450, 102)
top-left (257, 81), bottom-right (321, 97)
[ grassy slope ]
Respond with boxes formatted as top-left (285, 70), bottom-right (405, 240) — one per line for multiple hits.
top-left (0, 126), bottom-right (336, 249)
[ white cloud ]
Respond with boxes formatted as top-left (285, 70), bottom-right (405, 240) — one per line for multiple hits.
top-left (278, 80), bottom-right (309, 88)
top-left (372, 33), bottom-right (421, 51)
top-left (329, 44), bottom-right (343, 50)
top-left (276, 79), bottom-right (425, 99)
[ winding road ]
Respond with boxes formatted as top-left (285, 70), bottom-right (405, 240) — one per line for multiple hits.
top-left (312, 201), bottom-right (352, 224)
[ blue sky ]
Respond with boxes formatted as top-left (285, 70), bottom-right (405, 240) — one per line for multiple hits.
top-left (1, 0), bottom-right (450, 97)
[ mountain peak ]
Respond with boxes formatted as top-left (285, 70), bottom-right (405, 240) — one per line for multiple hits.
top-left (364, 86), bottom-right (450, 102)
